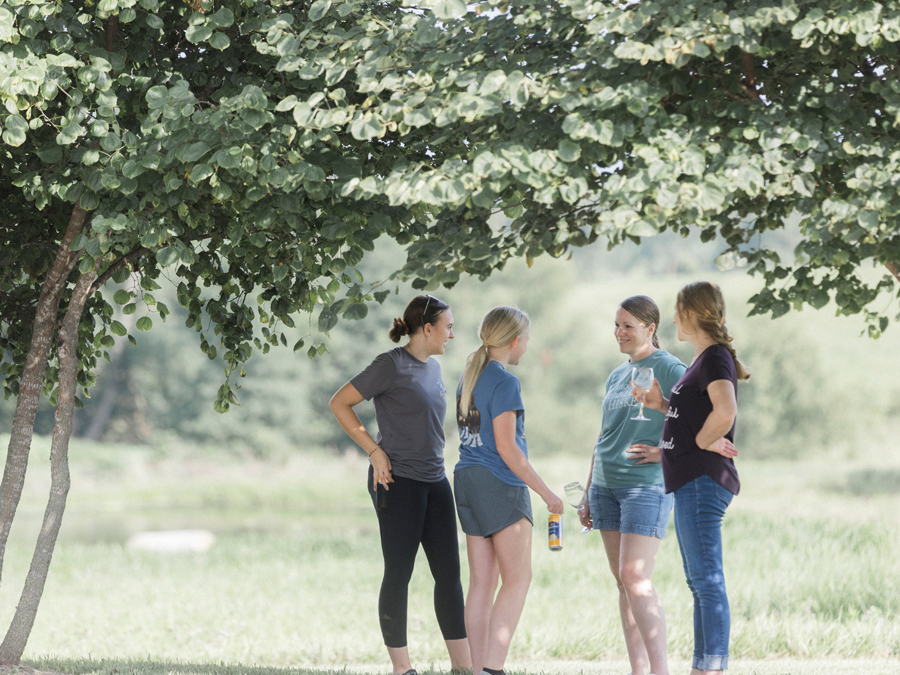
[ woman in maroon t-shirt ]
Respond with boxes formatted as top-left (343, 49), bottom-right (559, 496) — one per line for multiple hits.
top-left (638, 281), bottom-right (750, 675)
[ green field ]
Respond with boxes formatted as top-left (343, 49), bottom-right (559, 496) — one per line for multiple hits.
top-left (1, 436), bottom-right (898, 675)
top-left (3, 234), bottom-right (900, 675)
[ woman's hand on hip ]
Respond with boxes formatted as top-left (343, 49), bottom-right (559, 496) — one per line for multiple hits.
top-left (370, 448), bottom-right (394, 490)
top-left (627, 443), bottom-right (661, 464)
top-left (705, 437), bottom-right (738, 458)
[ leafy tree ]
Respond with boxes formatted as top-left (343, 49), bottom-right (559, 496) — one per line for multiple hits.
top-left (2, 0), bottom-right (900, 663)
top-left (0, 0), bottom-right (428, 663)
top-left (328, 0), bottom-right (900, 333)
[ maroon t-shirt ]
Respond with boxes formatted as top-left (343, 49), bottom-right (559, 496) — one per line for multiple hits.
top-left (660, 344), bottom-right (740, 496)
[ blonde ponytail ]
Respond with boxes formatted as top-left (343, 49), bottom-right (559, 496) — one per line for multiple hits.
top-left (458, 306), bottom-right (530, 418)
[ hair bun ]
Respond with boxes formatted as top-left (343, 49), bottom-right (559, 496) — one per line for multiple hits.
top-left (388, 317), bottom-right (409, 343)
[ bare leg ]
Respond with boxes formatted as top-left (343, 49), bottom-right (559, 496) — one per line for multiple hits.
top-left (691, 670), bottom-right (723, 675)
top-left (618, 533), bottom-right (669, 675)
top-left (445, 638), bottom-right (472, 671)
top-left (483, 517), bottom-right (533, 670)
top-left (465, 534), bottom-right (500, 675)
top-left (386, 646), bottom-right (412, 674)
top-left (600, 530), bottom-right (649, 675)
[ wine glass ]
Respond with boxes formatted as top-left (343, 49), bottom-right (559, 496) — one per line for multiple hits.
top-left (630, 367), bottom-right (654, 421)
top-left (564, 481), bottom-right (591, 533)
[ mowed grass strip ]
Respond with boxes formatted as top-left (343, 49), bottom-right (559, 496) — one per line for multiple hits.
top-left (1, 446), bottom-right (898, 669)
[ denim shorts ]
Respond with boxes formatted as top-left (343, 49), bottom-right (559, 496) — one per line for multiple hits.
top-left (588, 481), bottom-right (673, 539)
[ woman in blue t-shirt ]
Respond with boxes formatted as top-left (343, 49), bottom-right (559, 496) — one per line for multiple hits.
top-left (578, 295), bottom-right (685, 675)
top-left (330, 295), bottom-right (471, 675)
top-left (639, 281), bottom-right (750, 675)
top-left (454, 306), bottom-right (564, 675)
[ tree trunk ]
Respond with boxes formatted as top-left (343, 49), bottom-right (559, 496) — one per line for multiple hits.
top-left (0, 268), bottom-right (97, 665)
top-left (0, 206), bottom-right (86, 585)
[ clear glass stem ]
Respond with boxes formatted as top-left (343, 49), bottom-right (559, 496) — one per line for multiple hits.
top-left (576, 506), bottom-right (590, 533)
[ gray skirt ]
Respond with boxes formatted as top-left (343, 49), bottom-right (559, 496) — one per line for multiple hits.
top-left (454, 465), bottom-right (533, 538)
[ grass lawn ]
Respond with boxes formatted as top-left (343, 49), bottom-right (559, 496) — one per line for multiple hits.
top-left (1, 438), bottom-right (898, 674)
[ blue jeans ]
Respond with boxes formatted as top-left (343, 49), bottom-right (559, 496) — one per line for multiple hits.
top-left (674, 475), bottom-right (734, 671)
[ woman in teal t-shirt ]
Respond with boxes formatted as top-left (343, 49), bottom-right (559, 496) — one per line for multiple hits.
top-left (578, 295), bottom-right (686, 675)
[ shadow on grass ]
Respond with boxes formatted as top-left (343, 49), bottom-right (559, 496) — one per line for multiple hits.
top-left (845, 468), bottom-right (900, 496)
top-left (22, 660), bottom-right (380, 675)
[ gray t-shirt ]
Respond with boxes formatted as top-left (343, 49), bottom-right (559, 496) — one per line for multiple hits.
top-left (350, 347), bottom-right (447, 482)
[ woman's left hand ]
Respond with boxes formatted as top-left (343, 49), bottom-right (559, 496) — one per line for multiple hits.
top-left (627, 443), bottom-right (661, 464)
top-left (705, 437), bottom-right (738, 458)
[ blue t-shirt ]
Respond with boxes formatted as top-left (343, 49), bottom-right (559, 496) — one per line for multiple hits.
top-left (592, 350), bottom-right (686, 489)
top-left (455, 361), bottom-right (527, 487)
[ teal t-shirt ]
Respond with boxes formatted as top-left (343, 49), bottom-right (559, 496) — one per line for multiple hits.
top-left (591, 350), bottom-right (686, 489)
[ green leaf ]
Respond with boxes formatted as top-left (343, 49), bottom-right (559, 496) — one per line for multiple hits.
top-left (344, 303), bottom-right (368, 320)
top-left (110, 321), bottom-right (127, 337)
top-left (186, 25), bottom-right (213, 44)
top-left (209, 7), bottom-right (234, 27)
top-left (146, 86), bottom-right (168, 110)
top-left (433, 0), bottom-right (466, 20)
top-left (309, 0), bottom-right (332, 21)
top-left (318, 307), bottom-right (339, 332)
top-left (682, 145), bottom-right (706, 176)
top-left (136, 317), bottom-right (153, 331)
top-left (157, 247), bottom-right (180, 267)
top-left (179, 141), bottom-right (211, 163)
top-left (350, 115), bottom-right (382, 140)
top-left (113, 289), bottom-right (132, 304)
top-left (405, 107), bottom-right (433, 128)
top-left (558, 139), bottom-right (581, 163)
top-left (36, 143), bottom-right (63, 163)
top-left (468, 243), bottom-right (492, 260)
top-left (2, 115), bottom-right (28, 147)
top-left (209, 32), bottom-right (231, 50)
top-left (0, 8), bottom-right (15, 42)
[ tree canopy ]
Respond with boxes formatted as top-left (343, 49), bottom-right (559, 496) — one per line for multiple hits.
top-left (326, 0), bottom-right (900, 335)
top-left (3, 0), bottom-right (900, 405)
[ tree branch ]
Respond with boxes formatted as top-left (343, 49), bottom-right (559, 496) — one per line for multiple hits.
top-left (91, 246), bottom-right (149, 294)
top-left (742, 52), bottom-right (760, 100)
top-left (106, 15), bottom-right (118, 54)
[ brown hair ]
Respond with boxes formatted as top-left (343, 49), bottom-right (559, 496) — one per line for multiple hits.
top-left (388, 295), bottom-right (450, 343)
top-left (619, 295), bottom-right (660, 349)
top-left (676, 281), bottom-right (751, 381)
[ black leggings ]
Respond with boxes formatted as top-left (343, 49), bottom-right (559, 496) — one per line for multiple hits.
top-left (367, 466), bottom-right (467, 648)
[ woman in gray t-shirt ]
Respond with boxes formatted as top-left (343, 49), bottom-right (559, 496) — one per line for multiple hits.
top-left (330, 295), bottom-right (471, 675)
